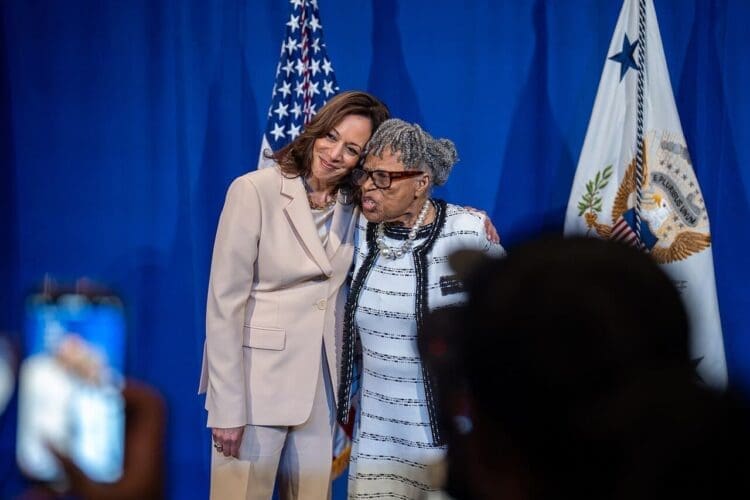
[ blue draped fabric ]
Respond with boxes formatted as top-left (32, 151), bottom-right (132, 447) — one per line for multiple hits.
top-left (1, 1), bottom-right (748, 498)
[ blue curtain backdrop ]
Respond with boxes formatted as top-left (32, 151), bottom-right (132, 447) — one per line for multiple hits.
top-left (1, 0), bottom-right (748, 498)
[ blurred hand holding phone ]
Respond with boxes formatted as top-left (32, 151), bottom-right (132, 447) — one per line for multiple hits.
top-left (16, 289), bottom-right (126, 485)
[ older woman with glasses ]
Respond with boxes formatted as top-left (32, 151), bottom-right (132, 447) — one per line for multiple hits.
top-left (337, 118), bottom-right (505, 498)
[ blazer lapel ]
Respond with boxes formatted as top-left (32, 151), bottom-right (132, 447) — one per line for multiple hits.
top-left (326, 202), bottom-right (358, 298)
top-left (327, 199), bottom-right (355, 259)
top-left (280, 175), bottom-right (333, 276)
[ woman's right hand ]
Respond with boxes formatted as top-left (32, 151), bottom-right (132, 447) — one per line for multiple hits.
top-left (211, 426), bottom-right (244, 458)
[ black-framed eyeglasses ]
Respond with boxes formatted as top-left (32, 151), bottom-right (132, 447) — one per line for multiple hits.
top-left (351, 168), bottom-right (425, 189)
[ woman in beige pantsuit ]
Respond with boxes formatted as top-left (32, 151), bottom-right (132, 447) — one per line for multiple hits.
top-left (198, 91), bottom-right (390, 500)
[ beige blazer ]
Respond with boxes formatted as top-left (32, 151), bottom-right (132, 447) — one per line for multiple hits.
top-left (198, 166), bottom-right (357, 428)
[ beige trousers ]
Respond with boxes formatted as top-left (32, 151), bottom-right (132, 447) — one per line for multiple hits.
top-left (210, 356), bottom-right (334, 500)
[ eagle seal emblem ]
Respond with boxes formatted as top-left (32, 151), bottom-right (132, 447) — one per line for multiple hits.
top-left (578, 131), bottom-right (711, 264)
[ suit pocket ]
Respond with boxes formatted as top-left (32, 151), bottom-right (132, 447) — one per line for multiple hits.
top-left (242, 325), bottom-right (286, 350)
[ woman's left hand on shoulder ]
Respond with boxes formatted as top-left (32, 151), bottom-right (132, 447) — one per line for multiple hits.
top-left (465, 206), bottom-right (500, 244)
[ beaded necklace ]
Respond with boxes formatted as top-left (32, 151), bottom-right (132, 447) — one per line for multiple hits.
top-left (375, 199), bottom-right (432, 259)
top-left (302, 175), bottom-right (337, 209)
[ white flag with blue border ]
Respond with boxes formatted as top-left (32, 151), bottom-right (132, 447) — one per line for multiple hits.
top-left (564, 0), bottom-right (727, 388)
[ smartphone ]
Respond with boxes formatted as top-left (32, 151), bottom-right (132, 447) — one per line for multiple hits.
top-left (16, 292), bottom-right (126, 484)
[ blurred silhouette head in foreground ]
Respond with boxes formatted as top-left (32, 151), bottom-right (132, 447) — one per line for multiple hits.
top-left (421, 235), bottom-right (750, 500)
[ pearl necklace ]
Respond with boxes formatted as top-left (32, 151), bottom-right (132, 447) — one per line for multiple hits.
top-left (376, 199), bottom-right (432, 259)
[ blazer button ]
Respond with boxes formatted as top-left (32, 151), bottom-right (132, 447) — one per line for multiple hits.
top-left (316, 299), bottom-right (327, 310)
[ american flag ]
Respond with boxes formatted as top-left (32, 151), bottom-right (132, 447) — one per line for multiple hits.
top-left (257, 0), bottom-right (340, 168)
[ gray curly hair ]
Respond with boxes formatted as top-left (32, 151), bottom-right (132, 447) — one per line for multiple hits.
top-left (364, 118), bottom-right (458, 186)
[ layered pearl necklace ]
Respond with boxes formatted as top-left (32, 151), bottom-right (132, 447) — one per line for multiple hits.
top-left (376, 199), bottom-right (432, 259)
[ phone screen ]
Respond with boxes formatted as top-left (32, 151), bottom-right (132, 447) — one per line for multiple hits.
top-left (16, 293), bottom-right (126, 483)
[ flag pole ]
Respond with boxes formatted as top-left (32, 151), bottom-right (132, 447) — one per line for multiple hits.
top-left (634, 0), bottom-right (647, 247)
top-left (633, 0), bottom-right (646, 248)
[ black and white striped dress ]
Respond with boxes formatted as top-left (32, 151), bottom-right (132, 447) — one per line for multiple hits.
top-left (343, 200), bottom-right (505, 499)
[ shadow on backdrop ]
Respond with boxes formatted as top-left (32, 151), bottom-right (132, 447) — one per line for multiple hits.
top-left (367, 0), bottom-right (423, 124)
top-left (0, 10), bottom-right (22, 496)
top-left (0, 0), bottom-right (19, 337)
top-left (492, 0), bottom-right (576, 245)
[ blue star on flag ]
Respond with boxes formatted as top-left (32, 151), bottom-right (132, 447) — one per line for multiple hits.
top-left (608, 33), bottom-right (640, 81)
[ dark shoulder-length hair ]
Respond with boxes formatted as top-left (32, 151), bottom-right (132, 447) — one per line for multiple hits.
top-left (266, 90), bottom-right (390, 179)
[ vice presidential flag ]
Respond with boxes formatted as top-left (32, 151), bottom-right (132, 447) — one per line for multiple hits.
top-left (257, 0), bottom-right (340, 169)
top-left (564, 0), bottom-right (727, 388)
